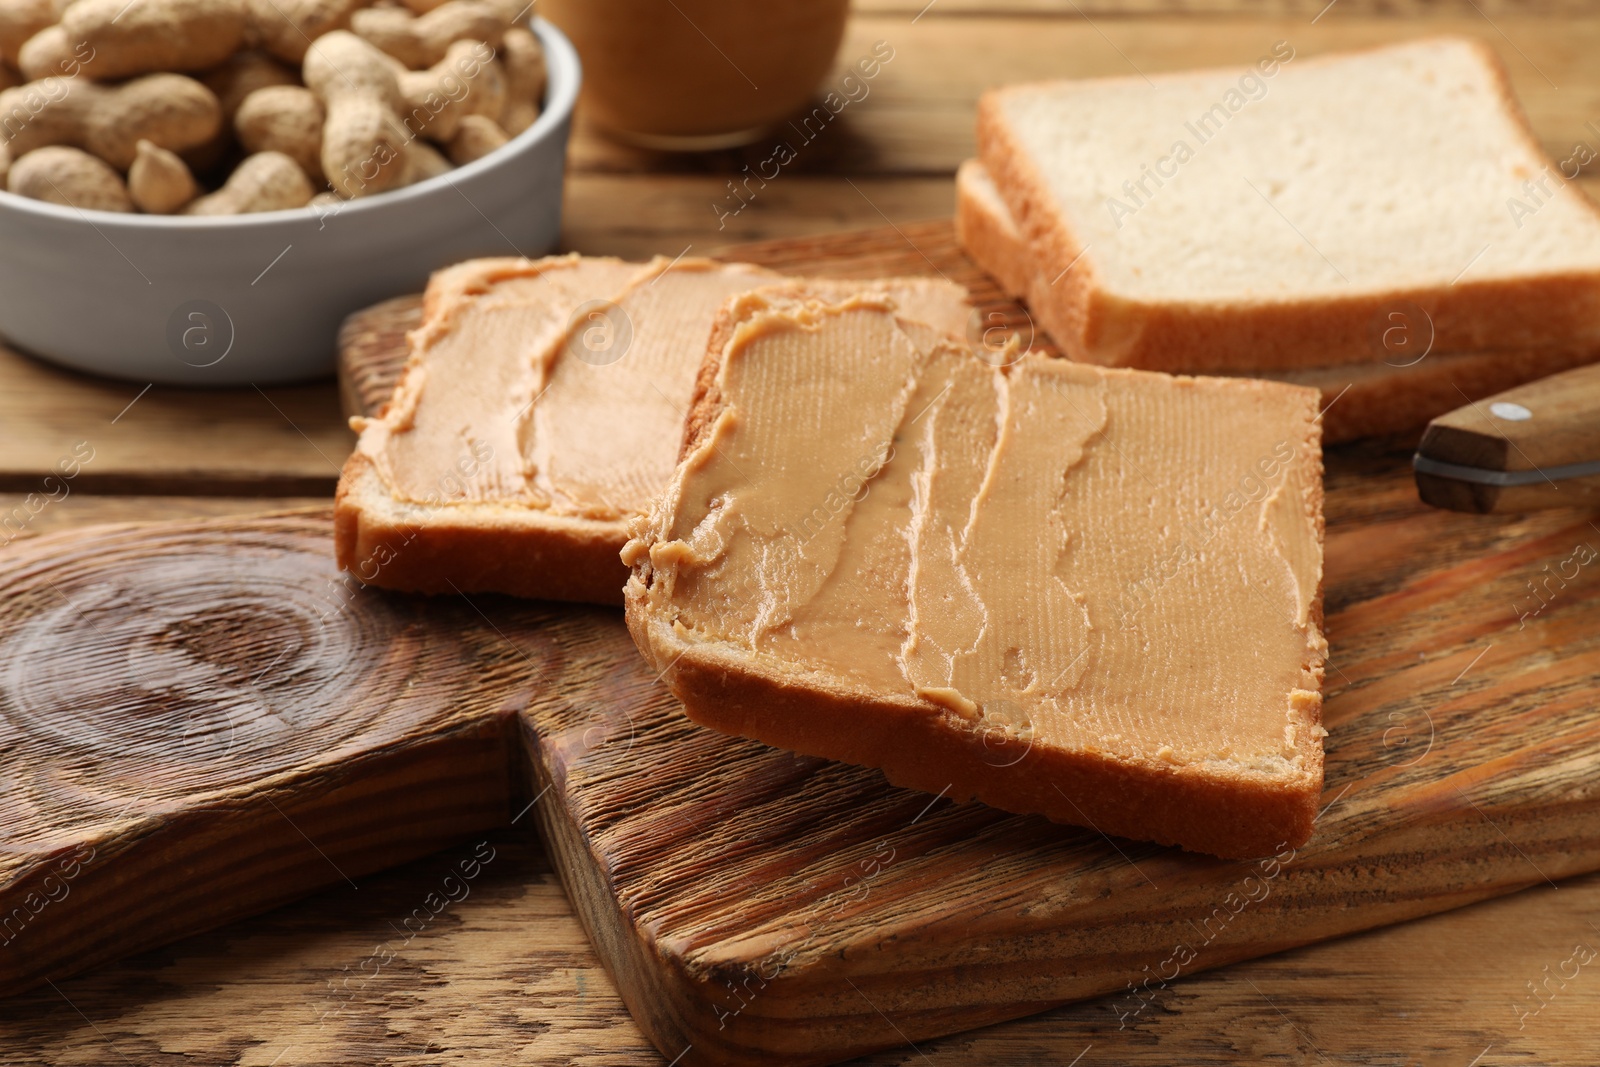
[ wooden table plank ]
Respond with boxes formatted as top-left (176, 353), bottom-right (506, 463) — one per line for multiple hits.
top-left (564, 176), bottom-right (956, 259)
top-left (2, 825), bottom-right (1595, 1065)
top-left (0, 345), bottom-right (351, 495)
top-left (0, 494), bottom-right (329, 547)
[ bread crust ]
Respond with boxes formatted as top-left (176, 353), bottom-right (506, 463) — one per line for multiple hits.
top-left (627, 292), bottom-right (1328, 861)
top-left (976, 37), bottom-right (1600, 372)
top-left (953, 159), bottom-right (1035, 301)
top-left (335, 447), bottom-right (630, 605)
top-left (624, 614), bottom-right (1318, 861)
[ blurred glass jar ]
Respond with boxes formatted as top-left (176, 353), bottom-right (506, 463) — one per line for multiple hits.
top-left (541, 0), bottom-right (852, 149)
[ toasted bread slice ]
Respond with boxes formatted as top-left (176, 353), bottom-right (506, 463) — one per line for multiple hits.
top-left (977, 37), bottom-right (1600, 372)
top-left (955, 158), bottom-right (1600, 444)
top-left (624, 287), bottom-right (1327, 859)
top-left (335, 254), bottom-right (973, 604)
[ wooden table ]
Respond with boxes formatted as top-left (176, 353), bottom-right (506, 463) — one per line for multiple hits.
top-left (4, 1), bottom-right (1600, 1062)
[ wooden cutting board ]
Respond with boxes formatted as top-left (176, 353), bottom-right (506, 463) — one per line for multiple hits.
top-left (5, 228), bottom-right (1600, 1067)
top-left (0, 514), bottom-right (526, 996)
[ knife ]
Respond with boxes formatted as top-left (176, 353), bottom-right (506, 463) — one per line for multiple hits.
top-left (1413, 362), bottom-right (1600, 513)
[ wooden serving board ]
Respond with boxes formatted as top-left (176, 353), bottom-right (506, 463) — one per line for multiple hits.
top-left (0, 515), bottom-right (526, 995)
top-left (4, 229), bottom-right (1600, 1067)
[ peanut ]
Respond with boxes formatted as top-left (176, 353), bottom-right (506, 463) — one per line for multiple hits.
top-left (400, 133), bottom-right (446, 182)
top-left (480, 0), bottom-right (527, 25)
top-left (302, 30), bottom-right (409, 198)
top-left (396, 0), bottom-right (449, 14)
top-left (247, 0), bottom-right (365, 64)
top-left (191, 51), bottom-right (300, 179)
top-left (202, 50), bottom-right (299, 121)
top-left (0, 0), bottom-right (528, 213)
top-left (17, 25), bottom-right (80, 80)
top-left (351, 0), bottom-right (505, 69)
top-left (443, 111), bottom-right (499, 164)
top-left (184, 148), bottom-right (312, 212)
top-left (0, 72), bottom-right (222, 169)
top-left (128, 136), bottom-right (197, 212)
top-left (7, 143), bottom-right (132, 210)
top-left (0, 0), bottom-right (52, 67)
top-left (61, 0), bottom-right (251, 80)
top-left (496, 23), bottom-right (540, 135)
top-left (235, 83), bottom-right (322, 181)
top-left (395, 38), bottom-right (500, 141)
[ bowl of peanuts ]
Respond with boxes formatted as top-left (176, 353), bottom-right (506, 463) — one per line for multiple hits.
top-left (0, 0), bottom-right (576, 384)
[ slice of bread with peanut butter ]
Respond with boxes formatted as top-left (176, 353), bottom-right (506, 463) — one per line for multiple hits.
top-left (334, 254), bottom-right (972, 604)
top-left (954, 159), bottom-right (1600, 444)
top-left (623, 287), bottom-right (1328, 859)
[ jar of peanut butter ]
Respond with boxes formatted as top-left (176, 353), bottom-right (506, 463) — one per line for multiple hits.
top-left (540, 0), bottom-right (852, 149)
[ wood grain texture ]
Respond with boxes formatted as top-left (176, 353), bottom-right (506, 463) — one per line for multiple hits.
top-left (0, 513), bottom-right (525, 996)
top-left (0, 831), bottom-right (660, 1067)
top-left (859, 0), bottom-right (1598, 14)
top-left (0, 343), bottom-right (352, 496)
top-left (0, 494), bottom-right (330, 547)
top-left (564, 175), bottom-right (958, 259)
top-left (6, 826), bottom-right (1598, 1067)
top-left (0, 508), bottom-right (1593, 1067)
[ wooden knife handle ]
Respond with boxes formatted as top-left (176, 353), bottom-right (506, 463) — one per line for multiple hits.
top-left (1415, 361), bottom-right (1600, 513)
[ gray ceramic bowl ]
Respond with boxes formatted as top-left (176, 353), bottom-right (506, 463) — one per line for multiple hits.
top-left (0, 19), bottom-right (578, 386)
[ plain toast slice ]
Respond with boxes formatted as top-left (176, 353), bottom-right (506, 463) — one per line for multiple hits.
top-left (954, 158), bottom-right (1600, 444)
top-left (978, 37), bottom-right (1600, 371)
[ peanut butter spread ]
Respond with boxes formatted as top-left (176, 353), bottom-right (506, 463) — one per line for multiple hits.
top-left (352, 256), bottom-right (973, 525)
top-left (625, 292), bottom-right (1327, 774)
